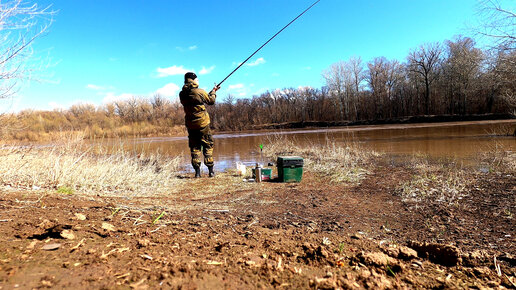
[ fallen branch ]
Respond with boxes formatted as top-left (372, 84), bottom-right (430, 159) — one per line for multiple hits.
top-left (494, 256), bottom-right (502, 276)
top-left (505, 274), bottom-right (516, 288)
top-left (150, 225), bottom-right (166, 233)
top-left (70, 238), bottom-right (85, 252)
top-left (100, 248), bottom-right (117, 259)
top-left (115, 272), bottom-right (131, 279)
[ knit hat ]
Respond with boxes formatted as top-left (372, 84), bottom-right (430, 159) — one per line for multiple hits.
top-left (184, 72), bottom-right (197, 82)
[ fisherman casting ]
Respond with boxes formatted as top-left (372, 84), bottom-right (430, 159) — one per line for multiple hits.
top-left (179, 1), bottom-right (320, 178)
top-left (179, 72), bottom-right (220, 178)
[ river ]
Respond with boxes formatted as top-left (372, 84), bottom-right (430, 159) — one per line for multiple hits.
top-left (102, 120), bottom-right (515, 171)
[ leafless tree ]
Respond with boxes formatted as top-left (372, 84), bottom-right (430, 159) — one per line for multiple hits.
top-left (367, 57), bottom-right (403, 118)
top-left (476, 0), bottom-right (515, 52)
top-left (322, 61), bottom-right (347, 120)
top-left (0, 0), bottom-right (55, 101)
top-left (322, 57), bottom-right (365, 120)
top-left (441, 36), bottom-right (484, 114)
top-left (475, 1), bottom-right (515, 115)
top-left (407, 42), bottom-right (443, 114)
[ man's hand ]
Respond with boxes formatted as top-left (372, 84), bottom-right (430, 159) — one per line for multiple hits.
top-left (212, 84), bottom-right (221, 92)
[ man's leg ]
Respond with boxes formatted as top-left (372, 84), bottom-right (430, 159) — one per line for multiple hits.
top-left (200, 126), bottom-right (215, 177)
top-left (188, 129), bottom-right (202, 178)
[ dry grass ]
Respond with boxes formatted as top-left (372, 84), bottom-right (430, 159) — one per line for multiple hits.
top-left (0, 136), bottom-right (184, 196)
top-left (397, 169), bottom-right (470, 205)
top-left (395, 153), bottom-right (472, 205)
top-left (264, 134), bottom-right (380, 184)
top-left (478, 143), bottom-right (516, 173)
top-left (396, 143), bottom-right (515, 206)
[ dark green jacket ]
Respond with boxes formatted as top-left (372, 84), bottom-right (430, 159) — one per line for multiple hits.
top-left (179, 80), bottom-right (216, 129)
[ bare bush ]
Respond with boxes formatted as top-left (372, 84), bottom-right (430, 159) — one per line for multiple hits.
top-left (0, 0), bottom-right (55, 101)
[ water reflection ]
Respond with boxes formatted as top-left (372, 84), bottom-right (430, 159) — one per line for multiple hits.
top-left (98, 120), bottom-right (516, 171)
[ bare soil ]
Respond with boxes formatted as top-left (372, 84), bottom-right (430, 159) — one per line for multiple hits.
top-left (0, 163), bottom-right (515, 289)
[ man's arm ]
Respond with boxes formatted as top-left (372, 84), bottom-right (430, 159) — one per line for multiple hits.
top-left (201, 85), bottom-right (220, 105)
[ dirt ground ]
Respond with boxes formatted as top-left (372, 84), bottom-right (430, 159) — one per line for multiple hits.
top-left (0, 163), bottom-right (515, 289)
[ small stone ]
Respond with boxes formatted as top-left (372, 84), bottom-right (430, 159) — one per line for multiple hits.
top-left (26, 240), bottom-right (38, 249)
top-left (398, 246), bottom-right (418, 260)
top-left (74, 213), bottom-right (87, 221)
top-left (411, 260), bottom-right (423, 268)
top-left (101, 222), bottom-right (115, 232)
top-left (38, 219), bottom-right (53, 229)
top-left (41, 243), bottom-right (62, 251)
top-left (359, 252), bottom-right (397, 268)
top-left (351, 233), bottom-right (363, 240)
top-left (137, 238), bottom-right (150, 248)
top-left (60, 230), bottom-right (75, 240)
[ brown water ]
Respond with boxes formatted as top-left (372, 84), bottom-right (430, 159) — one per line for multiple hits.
top-left (105, 120), bottom-right (516, 171)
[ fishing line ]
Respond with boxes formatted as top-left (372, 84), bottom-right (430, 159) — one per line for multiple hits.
top-left (217, 0), bottom-right (321, 87)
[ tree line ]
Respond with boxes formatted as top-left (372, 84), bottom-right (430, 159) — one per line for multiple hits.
top-left (1, 34), bottom-right (514, 141)
top-left (210, 35), bottom-right (514, 130)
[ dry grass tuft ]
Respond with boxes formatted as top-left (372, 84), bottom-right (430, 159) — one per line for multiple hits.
top-left (0, 137), bottom-right (184, 196)
top-left (264, 134), bottom-right (380, 184)
top-left (478, 143), bottom-right (516, 173)
top-left (397, 167), bottom-right (470, 205)
top-left (395, 154), bottom-right (468, 205)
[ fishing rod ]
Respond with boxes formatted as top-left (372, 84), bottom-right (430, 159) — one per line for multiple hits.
top-left (216, 0), bottom-right (321, 88)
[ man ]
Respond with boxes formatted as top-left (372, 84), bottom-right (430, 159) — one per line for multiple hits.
top-left (179, 72), bottom-right (220, 178)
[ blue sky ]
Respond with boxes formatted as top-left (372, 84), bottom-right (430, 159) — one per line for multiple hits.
top-left (4, 0), bottom-right (498, 111)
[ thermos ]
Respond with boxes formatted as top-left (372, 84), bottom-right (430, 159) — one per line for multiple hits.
top-left (255, 164), bottom-right (262, 183)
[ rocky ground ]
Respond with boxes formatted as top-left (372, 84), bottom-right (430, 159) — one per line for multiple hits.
top-left (0, 163), bottom-right (515, 289)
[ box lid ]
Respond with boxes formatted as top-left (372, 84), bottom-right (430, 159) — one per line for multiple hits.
top-left (277, 156), bottom-right (304, 167)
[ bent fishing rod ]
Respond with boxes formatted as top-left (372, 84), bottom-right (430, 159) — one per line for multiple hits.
top-left (216, 0), bottom-right (321, 88)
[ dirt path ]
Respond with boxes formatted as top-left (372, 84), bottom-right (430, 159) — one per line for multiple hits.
top-left (0, 166), bottom-right (515, 289)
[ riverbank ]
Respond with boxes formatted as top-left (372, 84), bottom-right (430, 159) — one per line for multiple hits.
top-left (250, 113), bottom-right (515, 131)
top-left (1, 113), bottom-right (514, 142)
top-left (0, 140), bottom-right (514, 288)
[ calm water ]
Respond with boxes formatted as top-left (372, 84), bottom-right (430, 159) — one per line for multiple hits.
top-left (101, 120), bottom-right (516, 171)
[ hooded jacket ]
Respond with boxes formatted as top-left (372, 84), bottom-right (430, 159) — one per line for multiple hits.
top-left (179, 79), bottom-right (216, 129)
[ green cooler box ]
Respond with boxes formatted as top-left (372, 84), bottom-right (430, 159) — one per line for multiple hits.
top-left (277, 156), bottom-right (304, 182)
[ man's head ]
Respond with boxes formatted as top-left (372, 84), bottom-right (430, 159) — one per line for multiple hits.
top-left (184, 72), bottom-right (197, 83)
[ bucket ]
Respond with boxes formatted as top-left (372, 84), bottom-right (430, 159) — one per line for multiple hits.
top-left (236, 162), bottom-right (246, 176)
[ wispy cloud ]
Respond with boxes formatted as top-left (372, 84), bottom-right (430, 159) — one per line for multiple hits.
top-left (228, 84), bottom-right (244, 90)
top-left (199, 65), bottom-right (215, 75)
top-left (155, 83), bottom-right (180, 98)
top-left (245, 57), bottom-right (266, 67)
top-left (86, 84), bottom-right (106, 90)
top-left (156, 65), bottom-right (191, 78)
top-left (227, 83), bottom-right (247, 97)
top-left (176, 45), bottom-right (198, 52)
top-left (86, 84), bottom-right (116, 91)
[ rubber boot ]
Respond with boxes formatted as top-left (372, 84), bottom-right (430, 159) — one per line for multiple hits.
top-left (208, 166), bottom-right (215, 178)
top-left (194, 166), bottom-right (201, 178)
